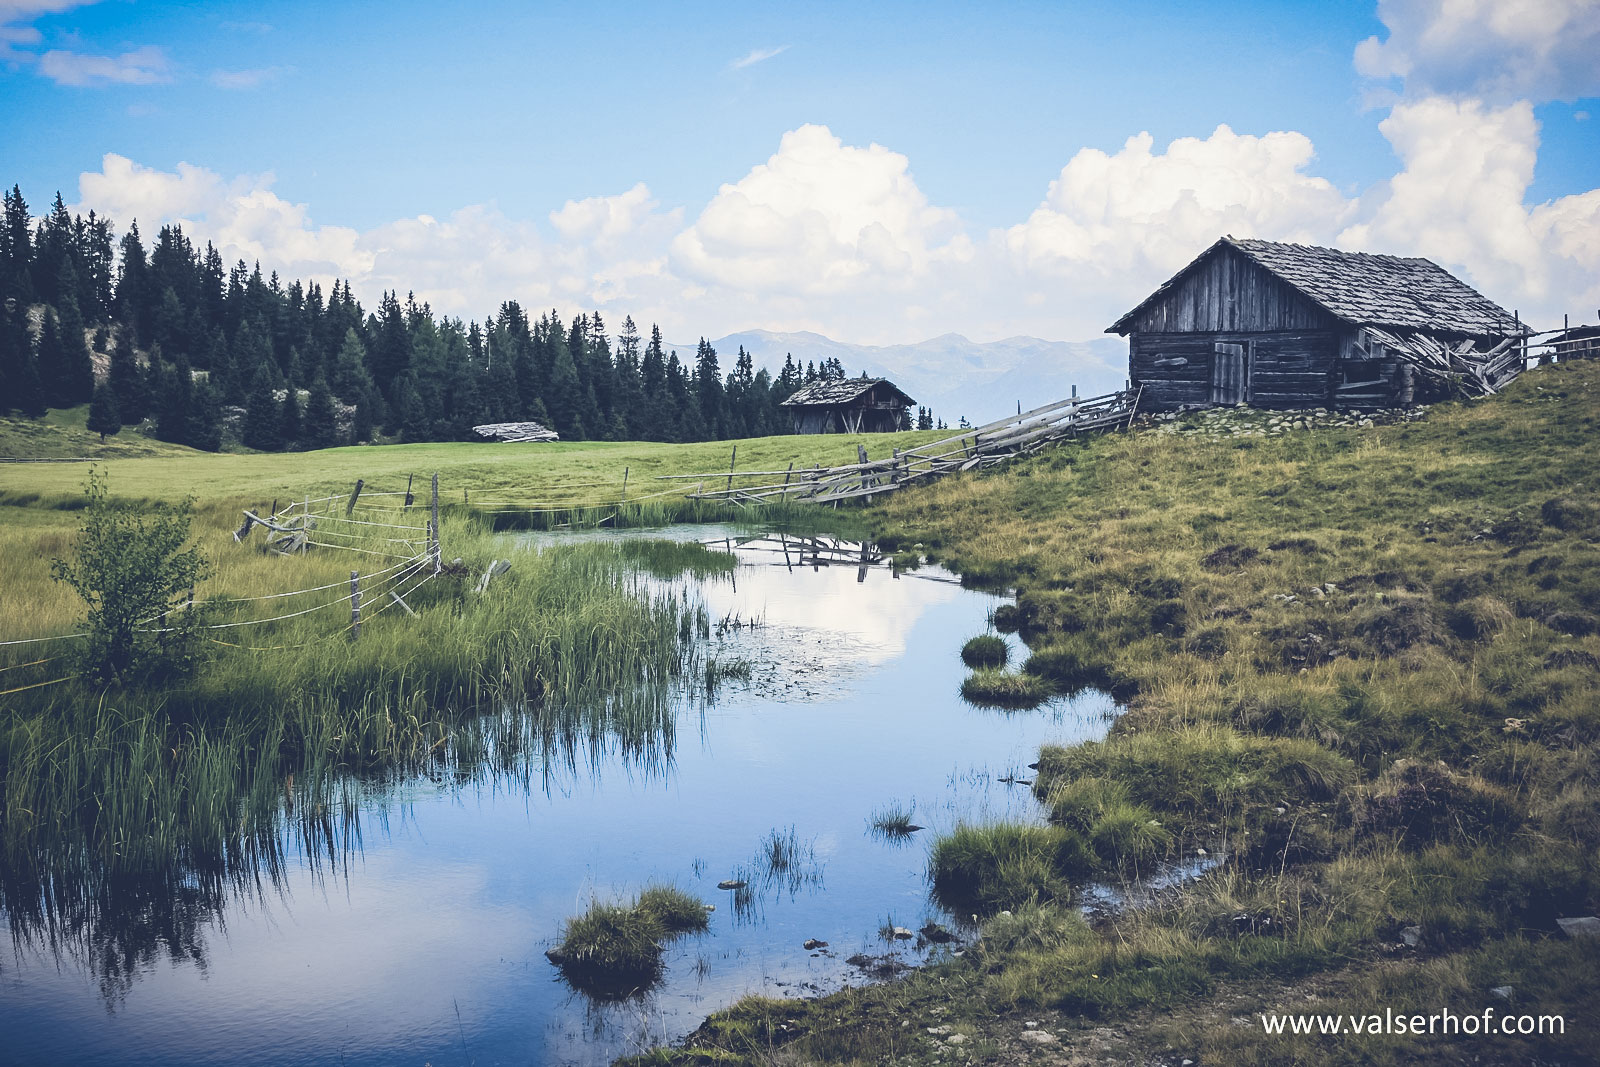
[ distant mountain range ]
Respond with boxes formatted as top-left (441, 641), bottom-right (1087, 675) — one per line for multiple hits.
top-left (669, 330), bottom-right (1128, 426)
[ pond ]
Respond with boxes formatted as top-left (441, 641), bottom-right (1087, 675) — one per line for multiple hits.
top-left (0, 525), bottom-right (1117, 1066)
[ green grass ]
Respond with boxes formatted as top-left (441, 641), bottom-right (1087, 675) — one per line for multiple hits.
top-left (868, 800), bottom-right (920, 839)
top-left (959, 633), bottom-right (1008, 668)
top-left (959, 667), bottom-right (1050, 708)
top-left (628, 362), bottom-right (1600, 1065)
top-left (549, 884), bottom-right (708, 998)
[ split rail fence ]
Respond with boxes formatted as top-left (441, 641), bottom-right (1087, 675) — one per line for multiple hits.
top-left (662, 387), bottom-right (1141, 506)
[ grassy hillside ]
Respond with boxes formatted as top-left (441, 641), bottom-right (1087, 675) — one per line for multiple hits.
top-left (628, 361), bottom-right (1600, 1065)
top-left (0, 406), bottom-right (199, 461)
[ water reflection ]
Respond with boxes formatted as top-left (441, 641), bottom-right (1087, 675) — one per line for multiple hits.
top-left (1, 525), bottom-right (1121, 1067)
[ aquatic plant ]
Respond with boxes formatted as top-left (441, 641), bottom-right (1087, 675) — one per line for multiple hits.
top-left (867, 801), bottom-right (921, 840)
top-left (548, 884), bottom-right (709, 998)
top-left (928, 822), bottom-right (1089, 916)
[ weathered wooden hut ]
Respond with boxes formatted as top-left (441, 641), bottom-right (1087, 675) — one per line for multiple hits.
top-left (780, 378), bottom-right (916, 434)
top-left (1107, 236), bottom-right (1530, 411)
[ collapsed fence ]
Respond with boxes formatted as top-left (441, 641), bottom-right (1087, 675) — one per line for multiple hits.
top-left (663, 387), bottom-right (1141, 506)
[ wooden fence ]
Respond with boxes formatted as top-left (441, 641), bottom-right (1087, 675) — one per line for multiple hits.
top-left (661, 387), bottom-right (1141, 506)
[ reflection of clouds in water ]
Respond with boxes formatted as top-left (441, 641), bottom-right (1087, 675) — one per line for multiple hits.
top-left (58, 854), bottom-right (538, 1063)
top-left (701, 562), bottom-right (962, 666)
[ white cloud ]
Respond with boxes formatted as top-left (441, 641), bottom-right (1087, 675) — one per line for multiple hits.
top-left (729, 44), bottom-right (787, 70)
top-left (1339, 96), bottom-right (1600, 320)
top-left (1355, 0), bottom-right (1600, 102)
top-left (37, 44), bottom-right (168, 85)
top-left (73, 105), bottom-right (1600, 345)
top-left (671, 124), bottom-right (966, 298)
top-left (210, 65), bottom-right (284, 90)
top-left (0, 0), bottom-right (88, 59)
top-left (1003, 125), bottom-right (1354, 287)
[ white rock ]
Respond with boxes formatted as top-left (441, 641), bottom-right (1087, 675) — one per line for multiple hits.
top-left (1018, 1030), bottom-right (1058, 1045)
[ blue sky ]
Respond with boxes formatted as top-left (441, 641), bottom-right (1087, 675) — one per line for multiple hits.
top-left (2, 0), bottom-right (1597, 342)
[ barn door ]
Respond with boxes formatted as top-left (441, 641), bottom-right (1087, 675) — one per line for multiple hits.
top-left (1211, 342), bottom-right (1248, 405)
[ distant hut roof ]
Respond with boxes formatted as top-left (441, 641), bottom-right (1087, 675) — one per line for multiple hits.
top-left (1108, 236), bottom-right (1529, 337)
top-left (472, 420), bottom-right (560, 442)
top-left (780, 378), bottom-right (917, 407)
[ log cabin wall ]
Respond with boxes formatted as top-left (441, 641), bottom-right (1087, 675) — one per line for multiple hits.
top-left (1125, 245), bottom-right (1341, 335)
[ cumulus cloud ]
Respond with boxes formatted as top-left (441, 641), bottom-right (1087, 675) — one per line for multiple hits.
top-left (1340, 96), bottom-right (1600, 318)
top-left (72, 105), bottom-right (1600, 344)
top-left (1355, 0), bottom-right (1600, 102)
top-left (1004, 125), bottom-right (1354, 286)
top-left (671, 124), bottom-right (967, 298)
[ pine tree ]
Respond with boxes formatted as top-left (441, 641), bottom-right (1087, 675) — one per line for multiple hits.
top-left (154, 356), bottom-right (194, 444)
top-left (330, 327), bottom-right (373, 403)
top-left (108, 331), bottom-right (148, 424)
top-left (53, 282), bottom-right (95, 405)
top-left (1, 185), bottom-right (33, 303)
top-left (87, 381), bottom-right (121, 442)
top-left (279, 381), bottom-right (302, 447)
top-left (0, 302), bottom-right (21, 412)
top-left (115, 222), bottom-right (149, 343)
top-left (304, 374), bottom-right (339, 448)
top-left (242, 362), bottom-right (282, 451)
top-left (695, 339), bottom-right (724, 439)
top-left (186, 378), bottom-right (222, 452)
top-left (37, 310), bottom-right (73, 408)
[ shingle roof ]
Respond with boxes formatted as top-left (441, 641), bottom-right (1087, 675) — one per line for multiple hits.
top-left (1108, 236), bottom-right (1529, 336)
top-left (780, 378), bottom-right (917, 407)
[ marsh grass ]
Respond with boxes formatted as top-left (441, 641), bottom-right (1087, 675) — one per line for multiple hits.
top-left (629, 363), bottom-right (1600, 1065)
top-left (959, 668), bottom-right (1051, 709)
top-left (867, 801), bottom-right (921, 841)
top-left (959, 633), bottom-right (1008, 668)
top-left (549, 884), bottom-right (708, 999)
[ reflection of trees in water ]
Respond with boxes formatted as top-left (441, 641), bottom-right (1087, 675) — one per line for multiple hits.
top-left (1, 684), bottom-right (686, 1001)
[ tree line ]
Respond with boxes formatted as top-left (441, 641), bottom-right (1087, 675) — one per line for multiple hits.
top-left (0, 185), bottom-right (925, 451)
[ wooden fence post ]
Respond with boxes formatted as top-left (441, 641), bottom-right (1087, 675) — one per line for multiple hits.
top-left (345, 479), bottom-right (364, 517)
top-left (350, 571), bottom-right (361, 640)
top-left (431, 472), bottom-right (441, 574)
top-left (404, 473), bottom-right (415, 508)
top-left (621, 466), bottom-right (629, 504)
top-left (726, 446), bottom-right (737, 493)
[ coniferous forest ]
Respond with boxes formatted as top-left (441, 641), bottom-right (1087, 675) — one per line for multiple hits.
top-left (0, 185), bottom-right (905, 451)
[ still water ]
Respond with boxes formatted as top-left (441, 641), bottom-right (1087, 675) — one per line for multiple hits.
top-left (0, 526), bottom-right (1116, 1066)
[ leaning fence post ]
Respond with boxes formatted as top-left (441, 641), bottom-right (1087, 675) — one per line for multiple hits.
top-left (349, 570), bottom-right (361, 640)
top-left (431, 472), bottom-right (441, 574)
top-left (345, 479), bottom-right (364, 517)
top-left (726, 446), bottom-right (737, 493)
top-left (621, 465), bottom-right (629, 504)
top-left (404, 473), bottom-right (415, 508)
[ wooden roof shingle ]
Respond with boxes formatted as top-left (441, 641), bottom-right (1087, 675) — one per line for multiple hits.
top-left (1108, 236), bottom-right (1529, 337)
top-left (779, 378), bottom-right (917, 407)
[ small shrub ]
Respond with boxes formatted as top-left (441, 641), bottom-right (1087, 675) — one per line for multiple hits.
top-left (960, 634), bottom-right (1008, 668)
top-left (961, 668), bottom-right (1050, 708)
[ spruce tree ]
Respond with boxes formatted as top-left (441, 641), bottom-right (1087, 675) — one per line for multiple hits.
top-left (304, 375), bottom-right (339, 448)
top-left (108, 333), bottom-right (148, 424)
top-left (242, 362), bottom-right (282, 451)
top-left (330, 328), bottom-right (373, 403)
top-left (0, 185), bottom-right (33, 303)
top-left (279, 381), bottom-right (302, 447)
top-left (0, 302), bottom-right (21, 412)
top-left (54, 286), bottom-right (95, 405)
top-left (154, 356), bottom-right (194, 444)
top-left (37, 310), bottom-right (72, 408)
top-left (87, 381), bottom-right (121, 442)
top-left (186, 378), bottom-right (222, 451)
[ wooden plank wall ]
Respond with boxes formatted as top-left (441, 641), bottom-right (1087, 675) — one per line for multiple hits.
top-left (1128, 246), bottom-right (1338, 334)
top-left (1131, 330), bottom-right (1339, 410)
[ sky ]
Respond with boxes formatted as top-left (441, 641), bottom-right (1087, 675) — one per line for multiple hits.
top-left (1, 0), bottom-right (1597, 344)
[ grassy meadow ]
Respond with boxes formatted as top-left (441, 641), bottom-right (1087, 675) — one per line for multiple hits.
top-left (624, 361), bottom-right (1600, 1065)
top-left (5, 365), bottom-right (1600, 1064)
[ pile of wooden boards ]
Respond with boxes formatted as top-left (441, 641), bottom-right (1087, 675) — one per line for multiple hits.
top-left (1360, 326), bottom-right (1524, 397)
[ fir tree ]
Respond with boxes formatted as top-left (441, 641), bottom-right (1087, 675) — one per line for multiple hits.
top-left (304, 374), bottom-right (339, 448)
top-left (242, 362), bottom-right (282, 451)
top-left (108, 332), bottom-right (148, 424)
top-left (154, 356), bottom-right (194, 445)
top-left (1, 185), bottom-right (33, 303)
top-left (186, 378), bottom-right (222, 452)
top-left (279, 381), bottom-right (302, 447)
top-left (87, 381), bottom-right (121, 442)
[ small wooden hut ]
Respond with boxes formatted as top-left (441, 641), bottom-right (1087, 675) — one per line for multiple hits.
top-left (1107, 236), bottom-right (1531, 411)
top-left (780, 378), bottom-right (916, 434)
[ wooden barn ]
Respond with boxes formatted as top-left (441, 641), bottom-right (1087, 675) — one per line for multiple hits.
top-left (780, 377), bottom-right (916, 434)
top-left (1107, 236), bottom-right (1531, 412)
